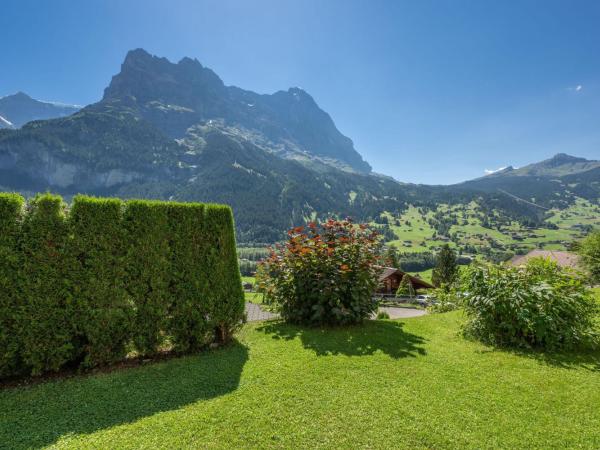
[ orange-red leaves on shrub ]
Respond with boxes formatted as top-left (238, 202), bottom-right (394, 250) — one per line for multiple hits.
top-left (256, 218), bottom-right (382, 326)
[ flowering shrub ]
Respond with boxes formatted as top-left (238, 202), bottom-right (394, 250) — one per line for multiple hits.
top-left (462, 258), bottom-right (599, 350)
top-left (257, 219), bottom-right (381, 326)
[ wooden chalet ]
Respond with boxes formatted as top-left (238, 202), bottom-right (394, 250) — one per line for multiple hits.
top-left (377, 267), bottom-right (434, 294)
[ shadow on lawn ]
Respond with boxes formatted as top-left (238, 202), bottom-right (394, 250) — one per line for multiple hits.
top-left (257, 320), bottom-right (427, 359)
top-left (476, 346), bottom-right (600, 372)
top-left (0, 341), bottom-right (248, 449)
top-left (516, 347), bottom-right (600, 372)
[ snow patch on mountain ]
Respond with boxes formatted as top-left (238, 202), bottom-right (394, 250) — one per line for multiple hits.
top-left (0, 115), bottom-right (14, 128)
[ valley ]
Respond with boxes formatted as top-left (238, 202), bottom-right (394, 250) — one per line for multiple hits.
top-left (382, 198), bottom-right (599, 256)
top-left (0, 49), bottom-right (598, 250)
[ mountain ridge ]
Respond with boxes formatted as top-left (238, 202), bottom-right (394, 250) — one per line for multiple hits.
top-left (0, 91), bottom-right (80, 128)
top-left (101, 48), bottom-right (371, 173)
top-left (0, 49), bottom-right (598, 242)
top-left (480, 153), bottom-right (600, 179)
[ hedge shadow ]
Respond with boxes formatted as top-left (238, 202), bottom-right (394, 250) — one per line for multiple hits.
top-left (0, 343), bottom-right (248, 449)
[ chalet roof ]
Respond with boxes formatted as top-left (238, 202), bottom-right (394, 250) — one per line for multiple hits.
top-left (508, 250), bottom-right (580, 269)
top-left (378, 266), bottom-right (435, 289)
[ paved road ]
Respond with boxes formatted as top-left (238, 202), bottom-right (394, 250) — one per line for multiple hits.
top-left (376, 306), bottom-right (428, 319)
top-left (246, 302), bottom-right (279, 321)
top-left (245, 302), bottom-right (427, 322)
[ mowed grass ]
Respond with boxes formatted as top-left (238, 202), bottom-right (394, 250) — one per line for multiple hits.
top-left (1, 312), bottom-right (599, 449)
top-left (244, 291), bottom-right (263, 304)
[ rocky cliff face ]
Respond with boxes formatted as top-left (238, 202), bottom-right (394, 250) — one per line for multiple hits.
top-left (102, 49), bottom-right (371, 173)
top-left (0, 49), bottom-right (597, 242)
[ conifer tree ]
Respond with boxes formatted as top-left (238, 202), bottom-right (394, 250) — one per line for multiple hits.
top-left (396, 273), bottom-right (415, 298)
top-left (432, 244), bottom-right (458, 288)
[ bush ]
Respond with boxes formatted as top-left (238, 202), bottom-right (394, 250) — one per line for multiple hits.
top-left (428, 287), bottom-right (462, 313)
top-left (258, 219), bottom-right (381, 326)
top-left (0, 193), bottom-right (24, 377)
top-left (204, 205), bottom-right (246, 342)
top-left (19, 194), bottom-right (76, 375)
top-left (123, 200), bottom-right (171, 356)
top-left (376, 311), bottom-right (390, 320)
top-left (461, 258), bottom-right (599, 350)
top-left (0, 193), bottom-right (244, 378)
top-left (167, 202), bottom-right (213, 353)
top-left (577, 230), bottom-right (600, 284)
top-left (69, 196), bottom-right (132, 368)
top-left (396, 273), bottom-right (415, 298)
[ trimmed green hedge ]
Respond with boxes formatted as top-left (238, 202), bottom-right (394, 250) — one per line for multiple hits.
top-left (0, 193), bottom-right (24, 377)
top-left (123, 199), bottom-right (171, 356)
top-left (0, 193), bottom-right (245, 378)
top-left (19, 194), bottom-right (76, 375)
top-left (70, 196), bottom-right (132, 368)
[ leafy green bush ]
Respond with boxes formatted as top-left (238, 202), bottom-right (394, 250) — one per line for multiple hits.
top-left (258, 219), bottom-right (381, 326)
top-left (577, 230), bottom-right (600, 284)
top-left (462, 258), bottom-right (599, 350)
top-left (376, 311), bottom-right (390, 320)
top-left (428, 287), bottom-right (462, 313)
top-left (0, 193), bottom-right (24, 377)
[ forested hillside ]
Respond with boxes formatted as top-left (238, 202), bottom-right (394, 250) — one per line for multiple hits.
top-left (0, 49), bottom-right (598, 243)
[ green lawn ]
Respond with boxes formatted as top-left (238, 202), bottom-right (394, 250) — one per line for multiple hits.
top-left (2, 312), bottom-right (599, 449)
top-left (242, 276), bottom-right (262, 304)
top-left (244, 291), bottom-right (263, 304)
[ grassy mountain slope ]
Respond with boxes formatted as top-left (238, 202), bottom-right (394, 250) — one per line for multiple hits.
top-left (452, 153), bottom-right (600, 209)
top-left (0, 49), bottom-right (598, 243)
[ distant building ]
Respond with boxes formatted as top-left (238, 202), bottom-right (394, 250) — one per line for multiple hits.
top-left (377, 267), bottom-right (434, 294)
top-left (508, 250), bottom-right (580, 270)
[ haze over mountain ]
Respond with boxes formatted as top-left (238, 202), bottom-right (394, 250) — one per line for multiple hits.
top-left (0, 49), bottom-right (598, 241)
top-left (455, 153), bottom-right (600, 205)
top-left (486, 153), bottom-right (600, 178)
top-left (0, 92), bottom-right (80, 129)
top-left (103, 49), bottom-right (370, 173)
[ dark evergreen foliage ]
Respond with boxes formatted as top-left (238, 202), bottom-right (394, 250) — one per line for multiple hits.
top-left (123, 200), bottom-right (171, 356)
top-left (18, 194), bottom-right (76, 375)
top-left (431, 244), bottom-right (459, 288)
top-left (0, 193), bottom-right (244, 378)
top-left (0, 193), bottom-right (24, 377)
top-left (69, 196), bottom-right (132, 368)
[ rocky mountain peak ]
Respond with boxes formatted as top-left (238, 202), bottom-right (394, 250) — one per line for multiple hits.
top-left (10, 91), bottom-right (32, 100)
top-left (0, 91), bottom-right (79, 128)
top-left (103, 49), bottom-right (226, 106)
top-left (547, 153), bottom-right (588, 165)
top-left (100, 48), bottom-right (371, 173)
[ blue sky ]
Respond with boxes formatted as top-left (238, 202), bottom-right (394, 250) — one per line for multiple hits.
top-left (1, 0), bottom-right (599, 184)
